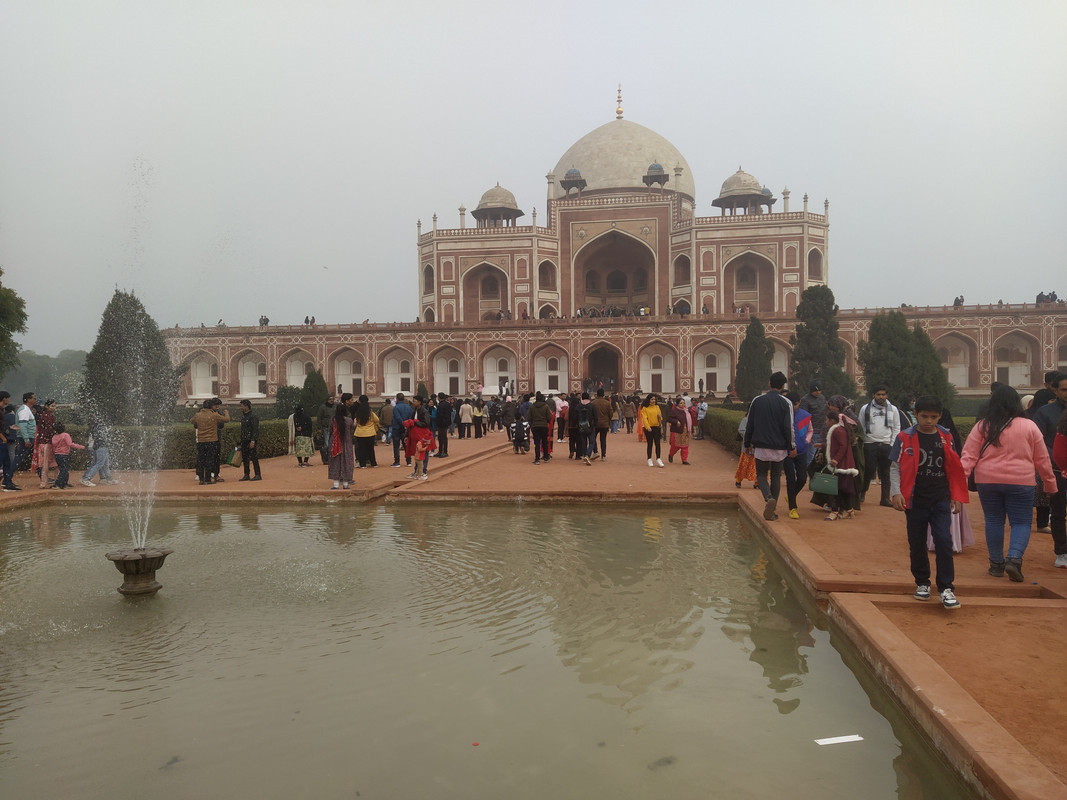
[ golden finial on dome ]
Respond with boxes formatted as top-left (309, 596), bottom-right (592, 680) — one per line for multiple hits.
top-left (616, 84), bottom-right (623, 120)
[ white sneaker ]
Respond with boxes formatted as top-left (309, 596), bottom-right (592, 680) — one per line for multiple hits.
top-left (656, 458), bottom-right (664, 468)
top-left (940, 588), bottom-right (961, 610)
top-left (80, 479), bottom-right (96, 487)
top-left (1038, 526), bottom-right (1052, 533)
top-left (648, 459), bottom-right (654, 467)
top-left (1054, 554), bottom-right (1067, 569)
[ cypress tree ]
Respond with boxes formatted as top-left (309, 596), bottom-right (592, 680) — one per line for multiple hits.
top-left (299, 368), bottom-right (329, 410)
top-left (81, 290), bottom-right (182, 429)
top-left (858, 311), bottom-right (953, 404)
top-left (735, 315), bottom-right (774, 403)
top-left (789, 285), bottom-right (856, 398)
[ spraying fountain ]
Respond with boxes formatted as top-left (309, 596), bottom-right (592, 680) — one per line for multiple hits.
top-left (83, 289), bottom-right (184, 596)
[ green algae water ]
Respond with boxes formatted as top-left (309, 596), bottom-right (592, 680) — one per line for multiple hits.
top-left (0, 504), bottom-right (970, 799)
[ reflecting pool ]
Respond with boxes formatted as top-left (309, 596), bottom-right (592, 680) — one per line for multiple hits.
top-left (0, 504), bottom-right (970, 799)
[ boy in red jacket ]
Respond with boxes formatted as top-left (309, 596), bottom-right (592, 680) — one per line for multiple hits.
top-left (889, 395), bottom-right (969, 609)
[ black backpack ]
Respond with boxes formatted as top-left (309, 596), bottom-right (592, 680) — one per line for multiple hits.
top-left (577, 403), bottom-right (593, 433)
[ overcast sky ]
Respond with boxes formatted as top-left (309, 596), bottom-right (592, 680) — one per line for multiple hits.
top-left (2, 1), bottom-right (1065, 356)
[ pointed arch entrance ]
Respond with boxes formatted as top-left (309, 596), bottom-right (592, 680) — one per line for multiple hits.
top-left (574, 231), bottom-right (655, 313)
top-left (584, 345), bottom-right (620, 394)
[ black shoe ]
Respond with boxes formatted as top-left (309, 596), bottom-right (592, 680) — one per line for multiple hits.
top-left (879, 500), bottom-right (893, 507)
top-left (668, 454), bottom-right (674, 463)
top-left (251, 475), bottom-right (262, 481)
top-left (1004, 557), bottom-right (1024, 582)
top-left (239, 476), bottom-right (251, 482)
top-left (988, 560), bottom-right (1005, 578)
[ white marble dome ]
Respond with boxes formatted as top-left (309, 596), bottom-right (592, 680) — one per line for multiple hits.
top-left (552, 119), bottom-right (695, 200)
top-left (476, 183), bottom-right (520, 211)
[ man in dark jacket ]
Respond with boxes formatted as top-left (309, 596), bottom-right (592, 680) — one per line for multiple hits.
top-left (1033, 373), bottom-right (1067, 568)
top-left (743, 372), bottom-right (796, 520)
top-left (592, 388), bottom-right (613, 460)
top-left (528, 392), bottom-right (552, 463)
top-left (435, 393), bottom-right (452, 457)
top-left (238, 399), bottom-right (262, 481)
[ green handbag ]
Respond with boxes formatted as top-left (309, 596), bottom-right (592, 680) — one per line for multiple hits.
top-left (811, 466), bottom-right (839, 495)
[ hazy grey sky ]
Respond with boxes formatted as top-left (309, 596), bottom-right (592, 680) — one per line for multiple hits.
top-left (2, 1), bottom-right (1065, 356)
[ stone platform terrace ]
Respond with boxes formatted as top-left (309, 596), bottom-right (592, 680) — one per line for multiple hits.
top-left (4, 430), bottom-right (1066, 799)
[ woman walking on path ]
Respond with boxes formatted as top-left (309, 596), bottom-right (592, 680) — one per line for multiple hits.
top-left (962, 385), bottom-right (1057, 582)
top-left (353, 395), bottom-right (380, 468)
top-left (641, 394), bottom-right (664, 467)
top-left (328, 393), bottom-right (356, 489)
top-left (667, 399), bottom-right (692, 465)
top-left (472, 400), bottom-right (485, 438)
top-left (623, 397), bottom-right (636, 434)
top-left (824, 409), bottom-right (860, 520)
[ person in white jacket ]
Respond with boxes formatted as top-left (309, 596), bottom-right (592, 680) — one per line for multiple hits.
top-left (858, 385), bottom-right (901, 506)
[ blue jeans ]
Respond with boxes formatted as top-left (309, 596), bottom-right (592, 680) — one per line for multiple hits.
top-left (82, 446), bottom-right (112, 482)
top-left (976, 483), bottom-right (1035, 561)
top-left (905, 499), bottom-right (954, 592)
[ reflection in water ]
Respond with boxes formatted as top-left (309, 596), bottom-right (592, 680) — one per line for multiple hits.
top-left (0, 504), bottom-right (972, 800)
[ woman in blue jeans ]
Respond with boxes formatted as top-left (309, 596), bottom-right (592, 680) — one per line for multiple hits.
top-left (961, 386), bottom-right (1057, 582)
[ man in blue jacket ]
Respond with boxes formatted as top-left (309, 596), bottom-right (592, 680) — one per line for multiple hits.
top-left (390, 394), bottom-right (414, 467)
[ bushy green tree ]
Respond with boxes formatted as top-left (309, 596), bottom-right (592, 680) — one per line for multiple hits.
top-left (299, 368), bottom-right (329, 410)
top-left (735, 316), bottom-right (774, 402)
top-left (789, 285), bottom-right (856, 398)
top-left (80, 290), bottom-right (182, 428)
top-left (0, 267), bottom-right (28, 377)
top-left (858, 311), bottom-right (953, 404)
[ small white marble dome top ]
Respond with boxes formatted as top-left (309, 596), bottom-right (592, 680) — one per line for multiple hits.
top-left (718, 167), bottom-right (764, 199)
top-left (552, 119), bottom-right (695, 200)
top-left (476, 183), bottom-right (520, 210)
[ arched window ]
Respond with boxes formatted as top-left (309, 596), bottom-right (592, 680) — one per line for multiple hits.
top-left (673, 256), bottom-right (691, 286)
top-left (634, 269), bottom-right (648, 291)
top-left (423, 308), bottom-right (435, 323)
top-left (606, 270), bottom-right (627, 293)
top-left (238, 356), bottom-right (267, 397)
top-left (673, 299), bottom-right (691, 316)
top-left (190, 359), bottom-right (218, 398)
top-left (497, 358), bottom-right (509, 372)
top-left (704, 354), bottom-right (717, 368)
top-left (538, 261), bottom-right (557, 290)
top-left (808, 250), bottom-right (823, 281)
top-left (481, 276), bottom-right (499, 298)
top-left (423, 264), bottom-right (435, 293)
top-left (651, 355), bottom-right (663, 370)
top-left (448, 358), bottom-right (459, 372)
top-left (585, 271), bottom-right (600, 292)
top-left (548, 357), bottom-right (559, 371)
top-left (737, 266), bottom-right (756, 290)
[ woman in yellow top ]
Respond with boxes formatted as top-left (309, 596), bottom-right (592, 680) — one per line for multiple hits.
top-left (472, 399), bottom-right (485, 438)
top-left (641, 393), bottom-right (665, 467)
top-left (353, 395), bottom-right (381, 468)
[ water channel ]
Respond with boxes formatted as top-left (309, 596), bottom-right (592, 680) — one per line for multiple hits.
top-left (0, 504), bottom-right (971, 799)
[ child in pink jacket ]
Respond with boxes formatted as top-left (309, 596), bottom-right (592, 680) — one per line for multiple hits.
top-left (51, 423), bottom-right (85, 489)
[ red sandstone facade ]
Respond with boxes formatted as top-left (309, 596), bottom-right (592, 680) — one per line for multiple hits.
top-left (162, 111), bottom-right (1066, 403)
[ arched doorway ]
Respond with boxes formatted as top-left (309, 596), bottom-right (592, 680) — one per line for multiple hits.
top-left (574, 231), bottom-right (655, 313)
top-left (585, 345), bottom-right (620, 394)
top-left (723, 252), bottom-right (776, 314)
top-left (462, 263), bottom-right (509, 321)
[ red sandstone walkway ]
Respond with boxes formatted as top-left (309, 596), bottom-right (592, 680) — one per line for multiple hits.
top-left (3, 429), bottom-right (1065, 799)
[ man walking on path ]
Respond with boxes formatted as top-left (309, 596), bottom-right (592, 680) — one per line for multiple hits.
top-left (1033, 372), bottom-right (1067, 568)
top-left (435, 393), bottom-right (452, 457)
top-left (390, 394), bottom-right (414, 467)
top-left (858, 385), bottom-right (901, 506)
top-left (592, 389), bottom-right (612, 460)
top-left (238, 400), bottom-right (262, 481)
top-left (743, 372), bottom-right (796, 520)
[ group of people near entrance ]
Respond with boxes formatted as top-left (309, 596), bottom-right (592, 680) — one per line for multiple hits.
top-left (741, 371), bottom-right (1067, 611)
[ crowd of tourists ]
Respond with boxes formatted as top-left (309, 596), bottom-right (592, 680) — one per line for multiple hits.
top-left (737, 369), bottom-right (1067, 611)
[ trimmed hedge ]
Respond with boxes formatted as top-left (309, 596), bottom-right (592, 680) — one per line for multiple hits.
top-left (701, 407), bottom-right (747, 456)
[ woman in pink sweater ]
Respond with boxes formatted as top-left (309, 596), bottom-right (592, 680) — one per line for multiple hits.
top-left (50, 422), bottom-right (85, 490)
top-left (961, 386), bottom-right (1056, 582)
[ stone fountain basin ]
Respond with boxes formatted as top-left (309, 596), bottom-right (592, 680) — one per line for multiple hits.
top-left (105, 547), bottom-right (174, 596)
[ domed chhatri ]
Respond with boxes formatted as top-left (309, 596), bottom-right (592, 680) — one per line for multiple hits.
top-left (551, 118), bottom-right (696, 202)
top-left (471, 182), bottom-right (525, 228)
top-left (713, 167), bottom-right (776, 214)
